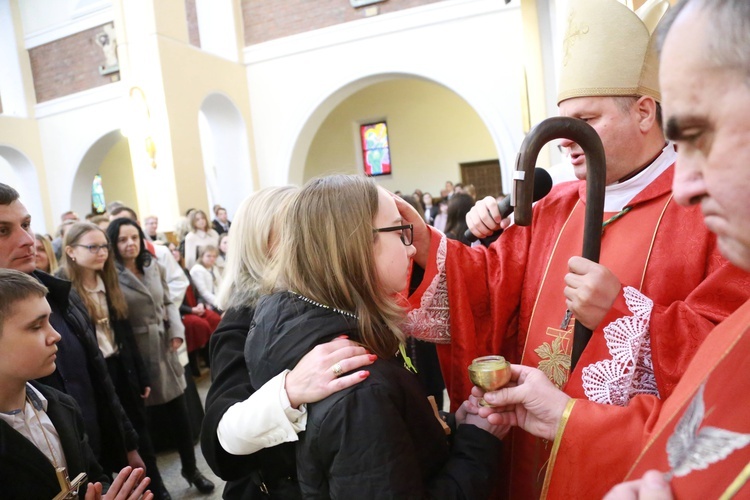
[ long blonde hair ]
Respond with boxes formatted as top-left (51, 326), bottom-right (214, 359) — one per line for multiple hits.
top-left (265, 174), bottom-right (405, 359)
top-left (59, 222), bottom-right (129, 321)
top-left (216, 186), bottom-right (298, 311)
top-left (34, 234), bottom-right (59, 274)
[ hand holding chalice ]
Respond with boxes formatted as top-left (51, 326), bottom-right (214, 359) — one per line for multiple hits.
top-left (468, 355), bottom-right (511, 407)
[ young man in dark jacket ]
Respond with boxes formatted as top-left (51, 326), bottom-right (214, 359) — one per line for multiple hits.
top-left (0, 183), bottom-right (144, 476)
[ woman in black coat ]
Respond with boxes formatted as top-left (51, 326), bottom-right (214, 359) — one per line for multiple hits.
top-left (201, 187), bottom-right (374, 499)
top-left (244, 175), bottom-right (507, 498)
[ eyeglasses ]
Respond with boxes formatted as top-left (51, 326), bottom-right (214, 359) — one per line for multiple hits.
top-left (373, 224), bottom-right (413, 246)
top-left (73, 244), bottom-right (110, 254)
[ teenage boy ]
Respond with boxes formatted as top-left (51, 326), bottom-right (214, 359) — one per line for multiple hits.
top-left (0, 268), bottom-right (152, 499)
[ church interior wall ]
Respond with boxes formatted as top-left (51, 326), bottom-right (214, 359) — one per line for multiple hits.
top-left (0, 114), bottom-right (52, 231)
top-left (155, 33), bottom-right (257, 218)
top-left (0, 144), bottom-right (50, 234)
top-left (245, 0), bottom-right (525, 192)
top-left (34, 89), bottom-right (124, 229)
top-left (28, 23), bottom-right (119, 103)
top-left (198, 93), bottom-right (254, 220)
top-left (1, 0), bottom-right (566, 233)
top-left (305, 78), bottom-right (497, 196)
top-left (242, 0), bottom-right (445, 45)
top-left (98, 137), bottom-right (138, 212)
top-left (185, 0), bottom-right (201, 48)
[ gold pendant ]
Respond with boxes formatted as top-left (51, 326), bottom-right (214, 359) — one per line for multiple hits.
top-left (52, 467), bottom-right (87, 500)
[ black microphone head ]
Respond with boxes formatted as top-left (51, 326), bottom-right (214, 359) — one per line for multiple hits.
top-left (533, 167), bottom-right (554, 202)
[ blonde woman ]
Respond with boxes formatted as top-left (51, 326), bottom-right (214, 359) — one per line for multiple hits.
top-left (244, 175), bottom-right (506, 497)
top-left (34, 233), bottom-right (58, 274)
top-left (215, 232), bottom-right (229, 278)
top-left (183, 209), bottom-right (219, 269)
top-left (202, 187), bottom-right (375, 498)
top-left (189, 245), bottom-right (222, 310)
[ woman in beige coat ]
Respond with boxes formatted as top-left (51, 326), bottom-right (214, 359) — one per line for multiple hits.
top-left (108, 218), bottom-right (215, 496)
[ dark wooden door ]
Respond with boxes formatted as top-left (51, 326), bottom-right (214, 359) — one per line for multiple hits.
top-left (460, 159), bottom-right (503, 199)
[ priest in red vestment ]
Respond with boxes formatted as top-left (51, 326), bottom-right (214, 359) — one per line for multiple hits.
top-left (399, 0), bottom-right (750, 498)
top-left (473, 1), bottom-right (750, 498)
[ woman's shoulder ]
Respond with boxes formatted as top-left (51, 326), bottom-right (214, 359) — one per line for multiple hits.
top-left (189, 263), bottom-right (208, 274)
top-left (309, 358), bottom-right (425, 419)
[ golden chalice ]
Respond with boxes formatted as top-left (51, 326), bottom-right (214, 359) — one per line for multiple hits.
top-left (468, 355), bottom-right (511, 407)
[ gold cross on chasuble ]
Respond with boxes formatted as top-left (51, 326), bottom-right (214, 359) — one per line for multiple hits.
top-left (535, 323), bottom-right (574, 388)
top-left (52, 467), bottom-right (87, 500)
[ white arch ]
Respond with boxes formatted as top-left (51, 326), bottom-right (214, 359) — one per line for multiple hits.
top-left (245, 0), bottom-right (524, 192)
top-left (0, 146), bottom-right (48, 231)
top-left (288, 72), bottom-right (518, 193)
top-left (69, 129), bottom-right (124, 218)
top-left (198, 92), bottom-right (254, 219)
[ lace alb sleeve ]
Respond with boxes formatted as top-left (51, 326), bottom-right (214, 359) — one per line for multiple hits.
top-left (581, 286), bottom-right (660, 406)
top-left (403, 236), bottom-right (452, 344)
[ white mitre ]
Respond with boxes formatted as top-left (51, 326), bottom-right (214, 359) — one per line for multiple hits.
top-left (557, 0), bottom-right (670, 105)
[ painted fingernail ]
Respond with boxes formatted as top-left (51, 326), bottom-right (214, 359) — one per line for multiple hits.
top-left (337, 335), bottom-right (349, 339)
top-left (368, 354), bottom-right (378, 361)
top-left (359, 370), bottom-right (370, 378)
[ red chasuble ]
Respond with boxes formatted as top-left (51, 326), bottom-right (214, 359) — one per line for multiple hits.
top-left (406, 166), bottom-right (750, 499)
top-left (546, 300), bottom-right (750, 499)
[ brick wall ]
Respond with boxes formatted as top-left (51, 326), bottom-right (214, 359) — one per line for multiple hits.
top-left (185, 0), bottom-right (202, 48)
top-left (242, 0), bottom-right (445, 45)
top-left (29, 24), bottom-right (119, 103)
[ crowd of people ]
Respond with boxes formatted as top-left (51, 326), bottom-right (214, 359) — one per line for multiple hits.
top-left (2, 0), bottom-right (749, 498)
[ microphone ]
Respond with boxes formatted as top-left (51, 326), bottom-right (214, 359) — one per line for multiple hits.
top-left (464, 167), bottom-right (553, 243)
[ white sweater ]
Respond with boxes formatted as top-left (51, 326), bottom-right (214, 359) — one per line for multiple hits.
top-left (184, 229), bottom-right (219, 269)
top-left (189, 263), bottom-right (222, 308)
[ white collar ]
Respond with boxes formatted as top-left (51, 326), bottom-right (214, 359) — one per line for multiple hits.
top-left (603, 142), bottom-right (677, 212)
top-left (83, 274), bottom-right (106, 294)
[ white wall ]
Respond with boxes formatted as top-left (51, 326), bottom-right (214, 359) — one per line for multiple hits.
top-left (20, 0), bottom-right (113, 48)
top-left (0, 148), bottom-right (48, 231)
top-left (198, 93), bottom-right (254, 219)
top-left (34, 84), bottom-right (126, 220)
top-left (244, 0), bottom-right (526, 194)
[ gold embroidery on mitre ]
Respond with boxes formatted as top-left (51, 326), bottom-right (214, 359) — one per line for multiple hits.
top-left (535, 323), bottom-right (574, 388)
top-left (563, 11), bottom-right (589, 66)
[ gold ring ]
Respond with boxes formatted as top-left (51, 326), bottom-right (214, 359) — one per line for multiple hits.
top-left (332, 363), bottom-right (343, 377)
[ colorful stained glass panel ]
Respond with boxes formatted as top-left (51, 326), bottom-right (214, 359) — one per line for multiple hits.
top-left (360, 121), bottom-right (392, 176)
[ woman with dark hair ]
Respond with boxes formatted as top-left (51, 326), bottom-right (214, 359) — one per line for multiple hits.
top-left (444, 193), bottom-right (475, 246)
top-left (59, 221), bottom-right (169, 498)
top-left (107, 218), bottom-right (215, 496)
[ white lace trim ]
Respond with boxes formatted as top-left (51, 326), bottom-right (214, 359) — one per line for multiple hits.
top-left (581, 286), bottom-right (660, 406)
top-left (403, 236), bottom-right (451, 344)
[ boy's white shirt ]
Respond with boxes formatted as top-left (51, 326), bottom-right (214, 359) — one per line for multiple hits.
top-left (0, 383), bottom-right (67, 469)
top-left (217, 370), bottom-right (307, 455)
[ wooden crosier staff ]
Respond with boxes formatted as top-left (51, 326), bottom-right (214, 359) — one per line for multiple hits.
top-left (512, 116), bottom-right (606, 371)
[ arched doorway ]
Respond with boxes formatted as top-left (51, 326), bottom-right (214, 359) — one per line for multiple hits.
top-left (70, 130), bottom-right (137, 218)
top-left (297, 75), bottom-right (503, 197)
top-left (0, 147), bottom-right (48, 232)
top-left (198, 93), bottom-right (254, 218)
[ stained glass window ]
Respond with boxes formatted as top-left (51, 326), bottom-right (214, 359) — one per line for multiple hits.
top-left (91, 174), bottom-right (106, 214)
top-left (360, 121), bottom-right (391, 176)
